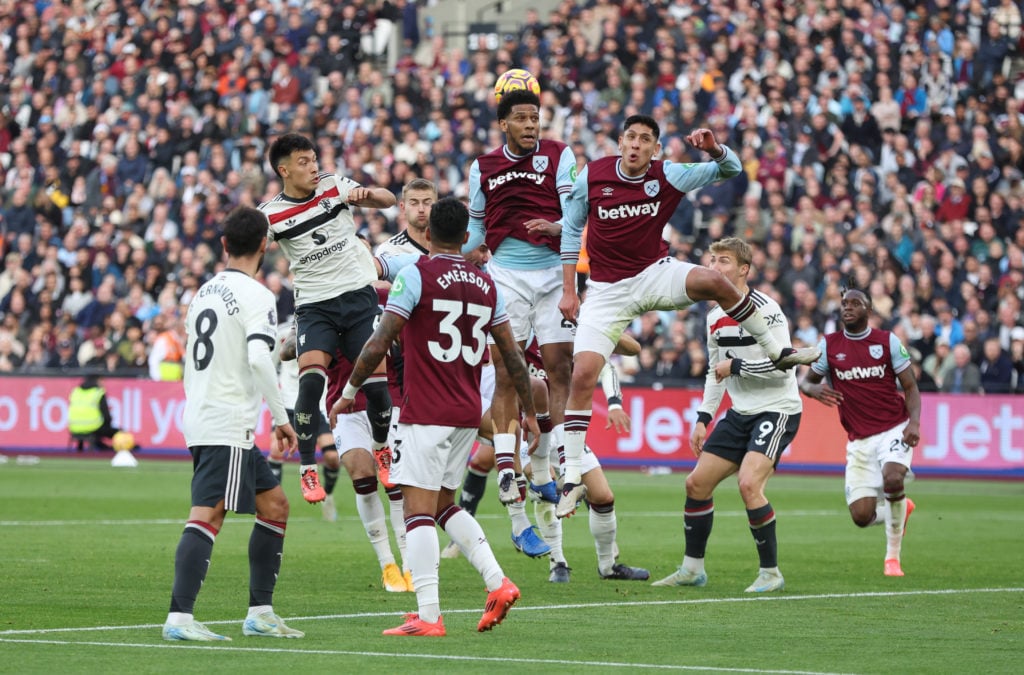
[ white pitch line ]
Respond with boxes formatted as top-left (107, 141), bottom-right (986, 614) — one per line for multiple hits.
top-left (2, 587), bottom-right (1020, 636)
top-left (0, 637), bottom-right (856, 675)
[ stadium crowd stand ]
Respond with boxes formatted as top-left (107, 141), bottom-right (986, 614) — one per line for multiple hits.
top-left (0, 0), bottom-right (1022, 393)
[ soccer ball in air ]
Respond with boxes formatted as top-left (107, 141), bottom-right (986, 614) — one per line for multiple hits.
top-left (112, 431), bottom-right (136, 452)
top-left (494, 68), bottom-right (541, 103)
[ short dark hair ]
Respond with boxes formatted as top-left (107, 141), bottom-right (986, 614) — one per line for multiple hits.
top-left (497, 89), bottom-right (541, 120)
top-left (841, 284), bottom-right (871, 308)
top-left (268, 132), bottom-right (315, 177)
top-left (223, 206), bottom-right (269, 257)
top-left (428, 197), bottom-right (469, 245)
top-left (623, 114), bottom-right (660, 141)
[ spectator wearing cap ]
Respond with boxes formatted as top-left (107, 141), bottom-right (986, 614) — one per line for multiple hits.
top-left (935, 304), bottom-right (965, 346)
top-left (47, 337), bottom-right (80, 371)
top-left (936, 177), bottom-right (972, 223)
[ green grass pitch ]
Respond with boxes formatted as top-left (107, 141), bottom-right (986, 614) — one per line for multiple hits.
top-left (1, 457), bottom-right (1021, 674)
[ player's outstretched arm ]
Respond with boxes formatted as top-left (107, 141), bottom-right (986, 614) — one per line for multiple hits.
top-left (492, 321), bottom-right (540, 453)
top-left (347, 186), bottom-right (397, 209)
top-left (799, 369), bottom-right (843, 407)
top-left (375, 252), bottom-right (420, 281)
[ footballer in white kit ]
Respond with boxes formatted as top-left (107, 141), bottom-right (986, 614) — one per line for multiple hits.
top-left (183, 270), bottom-right (287, 451)
top-left (259, 132), bottom-right (397, 502)
top-left (164, 205), bottom-right (301, 643)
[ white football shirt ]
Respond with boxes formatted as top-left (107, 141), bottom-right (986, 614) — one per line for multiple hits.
top-left (259, 173), bottom-right (377, 306)
top-left (699, 289), bottom-right (802, 417)
top-left (374, 229), bottom-right (428, 257)
top-left (183, 270), bottom-right (282, 446)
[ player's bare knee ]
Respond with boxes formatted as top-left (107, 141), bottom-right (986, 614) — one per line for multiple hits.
top-left (259, 490), bottom-right (290, 522)
top-left (688, 266), bottom-right (738, 305)
top-left (322, 450), bottom-right (341, 470)
top-left (588, 485), bottom-right (614, 505)
top-left (569, 364), bottom-right (599, 392)
top-left (684, 473), bottom-right (712, 500)
top-left (736, 477), bottom-right (765, 507)
top-left (343, 448), bottom-right (375, 477)
top-left (883, 476), bottom-right (905, 495)
top-left (850, 503), bottom-right (875, 528)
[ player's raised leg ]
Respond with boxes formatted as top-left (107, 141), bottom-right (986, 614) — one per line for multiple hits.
top-left (683, 266), bottom-right (818, 370)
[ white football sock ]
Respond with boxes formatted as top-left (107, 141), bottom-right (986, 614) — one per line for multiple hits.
top-left (534, 500), bottom-right (565, 565)
top-left (508, 500), bottom-right (531, 536)
top-left (562, 414), bottom-right (589, 484)
top-left (355, 491), bottom-right (395, 567)
top-left (387, 493), bottom-right (408, 570)
top-left (884, 497), bottom-right (907, 560)
top-left (406, 524), bottom-right (441, 623)
top-left (682, 555), bottom-right (705, 574)
top-left (590, 506), bottom-right (617, 575)
top-left (443, 509), bottom-right (504, 591)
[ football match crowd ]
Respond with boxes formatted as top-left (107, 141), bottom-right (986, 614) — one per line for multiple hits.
top-left (0, 0), bottom-right (1023, 393)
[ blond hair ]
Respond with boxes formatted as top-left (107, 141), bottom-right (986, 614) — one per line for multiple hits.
top-left (709, 237), bottom-right (753, 268)
top-left (401, 178), bottom-right (437, 201)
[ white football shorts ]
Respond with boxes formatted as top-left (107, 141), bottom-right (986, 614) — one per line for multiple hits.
top-left (332, 405), bottom-right (401, 456)
top-left (845, 420), bottom-right (914, 504)
top-left (575, 257), bottom-right (695, 360)
top-left (480, 362), bottom-right (495, 415)
top-left (389, 423), bottom-right (478, 491)
top-left (488, 260), bottom-right (575, 346)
